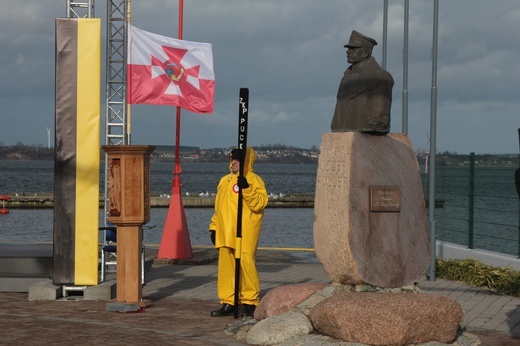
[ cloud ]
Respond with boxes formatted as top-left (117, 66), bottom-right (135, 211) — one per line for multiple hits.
top-left (1, 0), bottom-right (519, 154)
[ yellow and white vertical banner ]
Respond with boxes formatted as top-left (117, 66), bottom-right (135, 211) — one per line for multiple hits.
top-left (53, 18), bottom-right (101, 285)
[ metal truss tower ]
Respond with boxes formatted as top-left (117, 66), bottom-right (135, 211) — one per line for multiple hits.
top-left (66, 0), bottom-right (94, 18)
top-left (103, 0), bottom-right (129, 229)
top-left (105, 0), bottom-right (129, 147)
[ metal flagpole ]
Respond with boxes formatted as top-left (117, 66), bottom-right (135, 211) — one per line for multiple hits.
top-left (428, 0), bottom-right (439, 281)
top-left (127, 0), bottom-right (132, 144)
top-left (234, 88), bottom-right (249, 318)
top-left (173, 0), bottom-right (184, 195)
top-left (382, 0), bottom-right (388, 70)
top-left (402, 0), bottom-right (409, 134)
top-left (157, 0), bottom-right (193, 260)
top-left (517, 128), bottom-right (520, 244)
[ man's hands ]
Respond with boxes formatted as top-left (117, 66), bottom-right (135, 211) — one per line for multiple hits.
top-left (237, 176), bottom-right (249, 189)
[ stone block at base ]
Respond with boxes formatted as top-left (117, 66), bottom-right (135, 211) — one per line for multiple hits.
top-left (84, 280), bottom-right (116, 300)
top-left (106, 300), bottom-right (150, 313)
top-left (256, 282), bottom-right (328, 320)
top-left (310, 292), bottom-right (463, 345)
top-left (313, 132), bottom-right (430, 287)
top-left (28, 280), bottom-right (61, 301)
top-left (106, 301), bottom-right (142, 313)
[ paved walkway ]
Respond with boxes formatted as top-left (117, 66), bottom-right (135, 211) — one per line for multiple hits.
top-left (1, 247), bottom-right (520, 345)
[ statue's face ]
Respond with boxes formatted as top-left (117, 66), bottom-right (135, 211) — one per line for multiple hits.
top-left (346, 46), bottom-right (369, 64)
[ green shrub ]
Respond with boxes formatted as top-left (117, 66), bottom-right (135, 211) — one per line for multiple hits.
top-left (436, 258), bottom-right (520, 297)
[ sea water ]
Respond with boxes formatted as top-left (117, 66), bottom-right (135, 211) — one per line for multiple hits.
top-left (1, 160), bottom-right (519, 255)
top-left (0, 160), bottom-right (317, 248)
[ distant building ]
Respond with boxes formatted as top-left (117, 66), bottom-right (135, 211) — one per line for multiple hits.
top-left (153, 145), bottom-right (200, 160)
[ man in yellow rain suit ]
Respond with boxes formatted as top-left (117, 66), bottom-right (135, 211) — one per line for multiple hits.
top-left (209, 146), bottom-right (268, 317)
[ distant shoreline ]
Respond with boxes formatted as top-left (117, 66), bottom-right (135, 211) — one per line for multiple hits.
top-left (2, 194), bottom-right (315, 209)
top-left (0, 147), bottom-right (319, 164)
top-left (1, 146), bottom-right (518, 167)
top-left (2, 194), bottom-right (445, 209)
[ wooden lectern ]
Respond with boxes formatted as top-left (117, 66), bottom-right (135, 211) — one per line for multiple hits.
top-left (102, 145), bottom-right (155, 312)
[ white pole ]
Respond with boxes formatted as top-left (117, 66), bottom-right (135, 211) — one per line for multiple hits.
top-left (46, 127), bottom-right (52, 148)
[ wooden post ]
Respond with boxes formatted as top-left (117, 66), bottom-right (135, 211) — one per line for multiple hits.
top-left (102, 145), bottom-right (155, 311)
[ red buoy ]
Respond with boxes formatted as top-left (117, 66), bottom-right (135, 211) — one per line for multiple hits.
top-left (0, 195), bottom-right (11, 214)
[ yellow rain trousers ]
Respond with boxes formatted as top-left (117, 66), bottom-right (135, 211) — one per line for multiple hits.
top-left (209, 147), bottom-right (268, 306)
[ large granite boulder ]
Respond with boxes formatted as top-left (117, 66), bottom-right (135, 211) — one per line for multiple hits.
top-left (309, 292), bottom-right (463, 345)
top-left (254, 282), bottom-right (328, 320)
top-left (246, 310), bottom-right (313, 345)
top-left (313, 132), bottom-right (430, 287)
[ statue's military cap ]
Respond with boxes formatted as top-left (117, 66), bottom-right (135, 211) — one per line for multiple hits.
top-left (344, 30), bottom-right (378, 49)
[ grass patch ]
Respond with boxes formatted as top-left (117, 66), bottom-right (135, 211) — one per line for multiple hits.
top-left (436, 258), bottom-right (520, 298)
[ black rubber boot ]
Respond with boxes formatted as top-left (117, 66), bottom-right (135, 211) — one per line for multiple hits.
top-left (243, 304), bottom-right (256, 318)
top-left (210, 303), bottom-right (234, 317)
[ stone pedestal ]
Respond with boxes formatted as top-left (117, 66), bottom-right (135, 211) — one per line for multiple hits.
top-left (102, 145), bottom-right (155, 309)
top-left (313, 132), bottom-right (429, 287)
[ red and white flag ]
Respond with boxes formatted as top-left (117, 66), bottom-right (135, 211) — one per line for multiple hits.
top-left (127, 25), bottom-right (215, 114)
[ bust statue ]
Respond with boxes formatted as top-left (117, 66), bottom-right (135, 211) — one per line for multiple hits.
top-left (331, 30), bottom-right (394, 134)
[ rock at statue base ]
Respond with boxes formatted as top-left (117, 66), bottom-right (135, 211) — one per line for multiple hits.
top-left (314, 132), bottom-right (430, 287)
top-left (309, 292), bottom-right (463, 345)
top-left (246, 310), bottom-right (313, 346)
top-left (255, 282), bottom-right (328, 320)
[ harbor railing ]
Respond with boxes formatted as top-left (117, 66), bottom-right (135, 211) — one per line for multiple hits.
top-left (424, 153), bottom-right (520, 257)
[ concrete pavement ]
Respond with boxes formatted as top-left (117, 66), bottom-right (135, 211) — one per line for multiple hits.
top-left (1, 247), bottom-right (520, 345)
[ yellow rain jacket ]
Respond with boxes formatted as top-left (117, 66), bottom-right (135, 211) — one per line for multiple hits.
top-left (209, 146), bottom-right (268, 254)
top-left (209, 146), bottom-right (268, 306)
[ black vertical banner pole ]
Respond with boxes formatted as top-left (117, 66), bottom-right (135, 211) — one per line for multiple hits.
top-left (517, 128), bottom-right (520, 159)
top-left (516, 128), bottom-right (520, 257)
top-left (234, 88), bottom-right (248, 318)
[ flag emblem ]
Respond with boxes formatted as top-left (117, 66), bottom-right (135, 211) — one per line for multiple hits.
top-left (128, 25), bottom-right (215, 114)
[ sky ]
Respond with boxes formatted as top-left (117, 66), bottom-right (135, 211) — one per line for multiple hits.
top-left (1, 0), bottom-right (519, 155)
